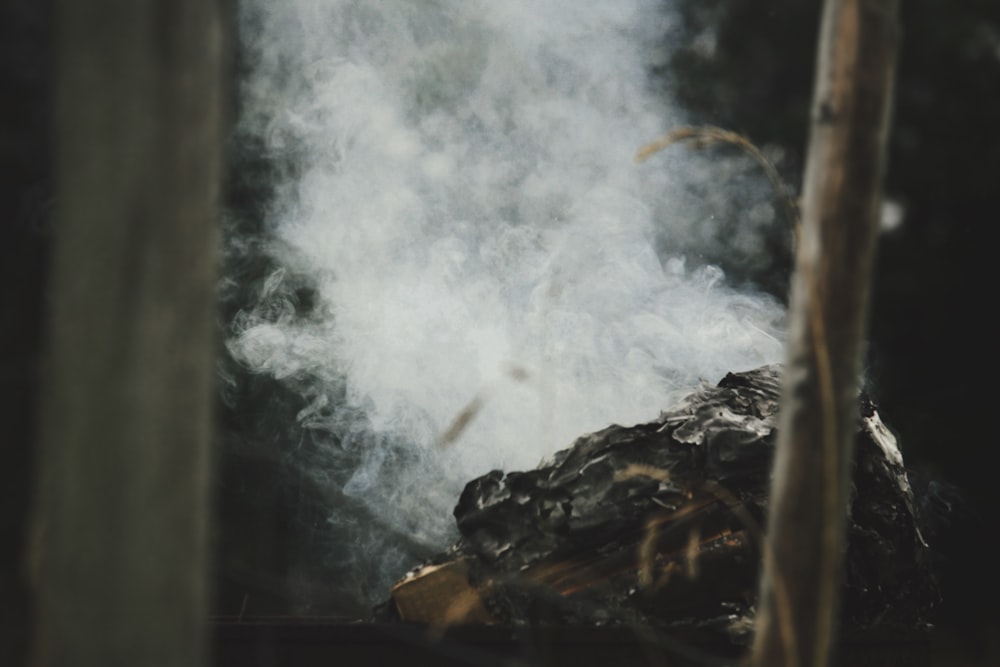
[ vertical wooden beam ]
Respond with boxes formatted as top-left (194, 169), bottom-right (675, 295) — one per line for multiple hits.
top-left (750, 1), bottom-right (900, 666)
top-left (34, 2), bottom-right (224, 665)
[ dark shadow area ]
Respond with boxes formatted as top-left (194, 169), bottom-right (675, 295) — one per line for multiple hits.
top-left (0, 0), bottom-right (51, 663)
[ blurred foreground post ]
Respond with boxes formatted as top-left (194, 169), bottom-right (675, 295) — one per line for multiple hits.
top-left (750, 1), bottom-right (900, 667)
top-left (34, 2), bottom-right (224, 666)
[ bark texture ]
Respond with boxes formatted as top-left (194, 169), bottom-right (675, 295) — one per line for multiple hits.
top-left (750, 1), bottom-right (901, 666)
top-left (33, 2), bottom-right (224, 666)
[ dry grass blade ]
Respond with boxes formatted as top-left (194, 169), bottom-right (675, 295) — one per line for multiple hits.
top-left (638, 515), bottom-right (661, 589)
top-left (637, 126), bottom-right (803, 666)
top-left (635, 125), bottom-right (801, 238)
top-left (437, 394), bottom-right (486, 448)
top-left (697, 480), bottom-right (798, 667)
top-left (651, 560), bottom-right (682, 593)
top-left (436, 365), bottom-right (533, 448)
top-left (685, 527), bottom-right (701, 580)
top-left (504, 363), bottom-right (531, 383)
top-left (615, 463), bottom-right (673, 484)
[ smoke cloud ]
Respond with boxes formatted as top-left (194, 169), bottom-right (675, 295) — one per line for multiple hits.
top-left (227, 0), bottom-right (786, 608)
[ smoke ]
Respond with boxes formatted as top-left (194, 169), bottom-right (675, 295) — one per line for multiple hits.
top-left (226, 0), bottom-right (786, 608)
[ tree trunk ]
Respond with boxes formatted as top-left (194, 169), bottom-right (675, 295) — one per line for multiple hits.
top-left (750, 2), bottom-right (900, 667)
top-left (32, 2), bottom-right (225, 666)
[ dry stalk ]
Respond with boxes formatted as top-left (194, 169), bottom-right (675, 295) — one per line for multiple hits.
top-left (621, 460), bottom-right (793, 659)
top-left (635, 125), bottom-right (801, 239)
top-left (695, 480), bottom-right (798, 667)
top-left (437, 394), bottom-right (487, 448)
top-left (437, 365), bottom-right (533, 448)
top-left (636, 127), bottom-right (804, 666)
top-left (615, 463), bottom-right (673, 484)
top-left (638, 515), bottom-right (661, 589)
top-left (685, 527), bottom-right (701, 580)
top-left (651, 561), bottom-right (682, 593)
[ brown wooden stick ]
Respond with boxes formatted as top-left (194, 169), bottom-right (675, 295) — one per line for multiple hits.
top-left (749, 2), bottom-right (901, 666)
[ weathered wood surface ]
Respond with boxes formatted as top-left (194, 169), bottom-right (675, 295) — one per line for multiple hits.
top-left (33, 2), bottom-right (225, 666)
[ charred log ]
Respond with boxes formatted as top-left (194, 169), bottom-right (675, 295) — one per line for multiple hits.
top-left (380, 365), bottom-right (939, 645)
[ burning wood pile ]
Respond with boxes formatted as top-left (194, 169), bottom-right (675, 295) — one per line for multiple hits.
top-left (378, 365), bottom-right (939, 644)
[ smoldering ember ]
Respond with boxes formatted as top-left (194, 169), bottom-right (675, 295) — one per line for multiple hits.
top-left (376, 365), bottom-right (941, 644)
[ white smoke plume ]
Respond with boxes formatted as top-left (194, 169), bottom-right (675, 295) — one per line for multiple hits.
top-left (227, 0), bottom-right (786, 607)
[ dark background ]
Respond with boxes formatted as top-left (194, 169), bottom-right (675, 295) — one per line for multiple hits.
top-left (3, 0), bottom-right (997, 663)
top-left (663, 1), bottom-right (999, 658)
